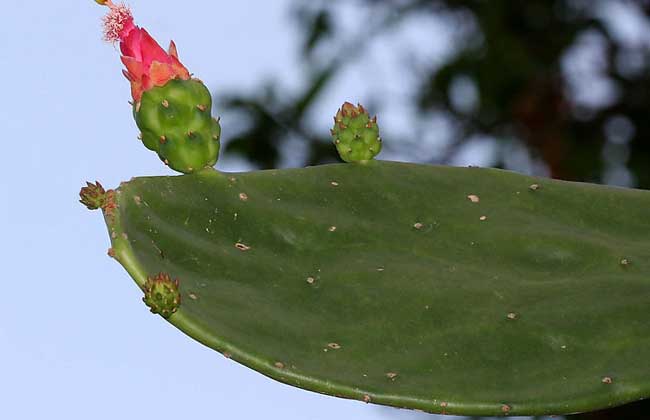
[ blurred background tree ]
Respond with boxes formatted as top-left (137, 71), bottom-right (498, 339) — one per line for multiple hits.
top-left (215, 1), bottom-right (650, 418)
top-left (218, 0), bottom-right (650, 193)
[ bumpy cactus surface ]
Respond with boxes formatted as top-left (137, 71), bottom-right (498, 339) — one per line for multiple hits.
top-left (331, 102), bottom-right (381, 162)
top-left (135, 79), bottom-right (221, 173)
top-left (142, 272), bottom-right (181, 318)
top-left (99, 161), bottom-right (650, 416)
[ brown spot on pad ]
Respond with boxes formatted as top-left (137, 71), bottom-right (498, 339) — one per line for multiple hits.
top-left (235, 243), bottom-right (251, 251)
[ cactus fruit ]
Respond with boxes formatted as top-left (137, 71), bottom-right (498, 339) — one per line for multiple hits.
top-left (331, 102), bottom-right (381, 162)
top-left (134, 79), bottom-right (221, 173)
top-left (96, 162), bottom-right (650, 416)
top-left (98, 1), bottom-right (220, 173)
top-left (143, 272), bottom-right (181, 318)
top-left (79, 181), bottom-right (107, 210)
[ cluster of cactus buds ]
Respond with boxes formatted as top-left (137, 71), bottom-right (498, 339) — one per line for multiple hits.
top-left (79, 181), bottom-right (108, 210)
top-left (331, 102), bottom-right (382, 163)
top-left (142, 273), bottom-right (181, 318)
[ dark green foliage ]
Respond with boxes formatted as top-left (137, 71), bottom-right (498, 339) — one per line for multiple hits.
top-left (102, 161), bottom-right (650, 416)
top-left (222, 66), bottom-right (340, 169)
top-left (134, 79), bottom-right (221, 174)
top-left (331, 102), bottom-right (381, 162)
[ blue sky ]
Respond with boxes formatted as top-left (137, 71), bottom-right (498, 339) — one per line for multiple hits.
top-left (0, 1), bottom-right (561, 419)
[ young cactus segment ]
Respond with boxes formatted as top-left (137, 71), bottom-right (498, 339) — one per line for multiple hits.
top-left (95, 1), bottom-right (220, 173)
top-left (79, 181), bottom-right (107, 210)
top-left (143, 272), bottom-right (181, 318)
top-left (135, 79), bottom-right (221, 173)
top-left (331, 102), bottom-right (381, 162)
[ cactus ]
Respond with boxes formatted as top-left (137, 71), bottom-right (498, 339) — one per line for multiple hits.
top-left (96, 161), bottom-right (650, 417)
top-left (135, 79), bottom-right (221, 173)
top-left (331, 102), bottom-right (381, 162)
top-left (99, 0), bottom-right (220, 173)
top-left (86, 1), bottom-right (650, 417)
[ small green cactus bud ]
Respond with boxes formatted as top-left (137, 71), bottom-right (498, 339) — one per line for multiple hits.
top-left (143, 273), bottom-right (181, 318)
top-left (331, 102), bottom-right (381, 163)
top-left (79, 181), bottom-right (107, 210)
top-left (134, 79), bottom-right (221, 174)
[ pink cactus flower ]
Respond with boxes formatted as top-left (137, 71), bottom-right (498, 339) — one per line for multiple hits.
top-left (100, 1), bottom-right (190, 102)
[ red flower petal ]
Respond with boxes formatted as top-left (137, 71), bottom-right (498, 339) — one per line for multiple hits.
top-left (122, 69), bottom-right (134, 82)
top-left (138, 28), bottom-right (173, 68)
top-left (149, 61), bottom-right (176, 87)
top-left (120, 27), bottom-right (143, 61)
top-left (120, 56), bottom-right (144, 80)
top-left (108, 8), bottom-right (192, 101)
top-left (170, 55), bottom-right (191, 79)
top-left (168, 40), bottom-right (179, 59)
top-left (130, 79), bottom-right (145, 102)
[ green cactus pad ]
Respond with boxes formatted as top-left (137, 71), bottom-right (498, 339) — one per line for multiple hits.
top-left (101, 161), bottom-right (650, 416)
top-left (134, 79), bottom-right (221, 174)
top-left (331, 102), bottom-right (381, 162)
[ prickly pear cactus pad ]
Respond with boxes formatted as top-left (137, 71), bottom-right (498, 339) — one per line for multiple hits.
top-left (100, 161), bottom-right (650, 416)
